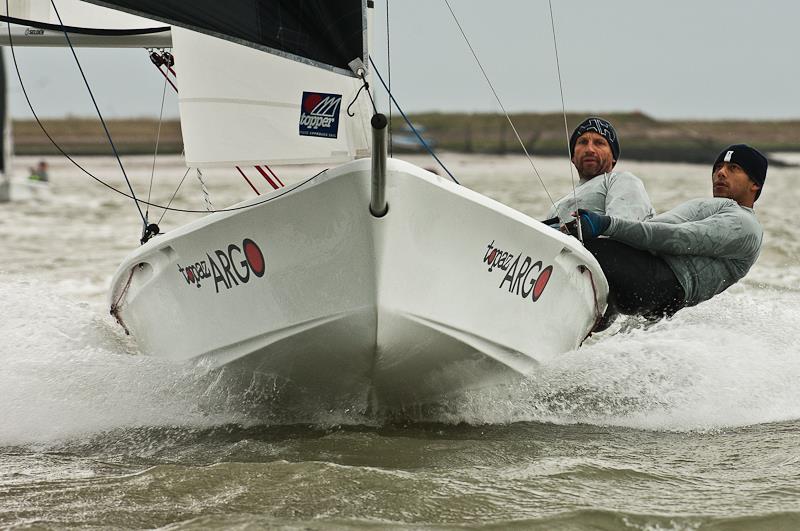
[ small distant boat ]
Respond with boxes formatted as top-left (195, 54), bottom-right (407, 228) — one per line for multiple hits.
top-left (3, 1), bottom-right (609, 410)
top-left (391, 123), bottom-right (436, 153)
top-left (7, 176), bottom-right (51, 201)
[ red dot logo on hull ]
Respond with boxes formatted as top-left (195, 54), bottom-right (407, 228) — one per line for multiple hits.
top-left (532, 265), bottom-right (553, 302)
top-left (243, 238), bottom-right (265, 278)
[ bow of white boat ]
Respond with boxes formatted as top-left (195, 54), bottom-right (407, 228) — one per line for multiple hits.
top-left (109, 158), bottom-right (607, 408)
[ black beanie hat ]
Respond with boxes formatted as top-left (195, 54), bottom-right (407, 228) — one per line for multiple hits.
top-left (713, 144), bottom-right (768, 193)
top-left (569, 117), bottom-right (620, 162)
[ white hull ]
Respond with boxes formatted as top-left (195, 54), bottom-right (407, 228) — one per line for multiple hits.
top-left (6, 177), bottom-right (51, 201)
top-left (110, 158), bottom-right (608, 409)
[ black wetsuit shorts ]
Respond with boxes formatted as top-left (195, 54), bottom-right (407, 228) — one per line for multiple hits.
top-left (583, 238), bottom-right (686, 320)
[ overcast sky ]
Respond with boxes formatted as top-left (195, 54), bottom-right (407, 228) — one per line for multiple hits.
top-left (5, 0), bottom-right (799, 120)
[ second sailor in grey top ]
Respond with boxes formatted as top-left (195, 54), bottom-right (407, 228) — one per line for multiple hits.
top-left (606, 197), bottom-right (762, 306)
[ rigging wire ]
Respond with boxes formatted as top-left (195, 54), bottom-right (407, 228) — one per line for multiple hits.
top-left (362, 71), bottom-right (378, 115)
top-left (4, 4), bottom-right (147, 206)
top-left (49, 0), bottom-right (148, 230)
top-left (146, 66), bottom-right (169, 222)
top-left (156, 167), bottom-right (190, 225)
top-left (4, 15), bottom-right (327, 215)
top-left (369, 57), bottom-right (459, 185)
top-left (385, 0), bottom-right (392, 156)
top-left (441, 0), bottom-right (558, 211)
top-left (548, 0), bottom-right (581, 238)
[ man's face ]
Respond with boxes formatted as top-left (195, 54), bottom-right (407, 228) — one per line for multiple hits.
top-left (572, 132), bottom-right (616, 179)
top-left (712, 162), bottom-right (759, 206)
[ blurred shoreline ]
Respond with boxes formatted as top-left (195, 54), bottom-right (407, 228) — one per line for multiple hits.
top-left (12, 111), bottom-right (800, 165)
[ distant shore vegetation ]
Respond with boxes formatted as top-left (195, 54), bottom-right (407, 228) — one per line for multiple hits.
top-left (13, 112), bottom-right (800, 165)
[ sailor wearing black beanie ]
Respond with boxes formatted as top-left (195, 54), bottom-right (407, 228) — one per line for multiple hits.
top-left (712, 144), bottom-right (768, 201)
top-left (545, 116), bottom-right (655, 225)
top-left (569, 117), bottom-right (621, 163)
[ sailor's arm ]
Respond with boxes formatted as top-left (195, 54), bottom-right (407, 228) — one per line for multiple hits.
top-left (604, 207), bottom-right (761, 258)
top-left (603, 173), bottom-right (655, 221)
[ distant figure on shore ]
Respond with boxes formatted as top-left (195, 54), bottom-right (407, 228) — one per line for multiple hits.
top-left (543, 117), bottom-right (654, 226)
top-left (28, 160), bottom-right (49, 183)
top-left (571, 144), bottom-right (765, 329)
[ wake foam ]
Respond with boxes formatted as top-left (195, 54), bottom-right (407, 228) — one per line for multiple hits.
top-left (2, 277), bottom-right (798, 444)
top-left (0, 278), bottom-right (268, 446)
top-left (427, 288), bottom-right (800, 431)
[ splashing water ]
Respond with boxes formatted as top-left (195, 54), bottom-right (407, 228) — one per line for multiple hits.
top-left (2, 274), bottom-right (798, 447)
top-left (0, 278), bottom-right (269, 445)
top-left (428, 287), bottom-right (800, 430)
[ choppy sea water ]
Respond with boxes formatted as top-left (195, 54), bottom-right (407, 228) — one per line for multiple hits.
top-left (2, 153), bottom-right (799, 530)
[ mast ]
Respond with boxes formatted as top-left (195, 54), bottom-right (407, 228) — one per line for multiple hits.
top-left (0, 47), bottom-right (8, 203)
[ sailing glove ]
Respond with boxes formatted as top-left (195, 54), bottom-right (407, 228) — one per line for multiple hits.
top-left (540, 216), bottom-right (562, 229)
top-left (567, 209), bottom-right (611, 239)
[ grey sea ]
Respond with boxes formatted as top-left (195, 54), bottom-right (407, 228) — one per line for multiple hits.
top-left (2, 153), bottom-right (799, 530)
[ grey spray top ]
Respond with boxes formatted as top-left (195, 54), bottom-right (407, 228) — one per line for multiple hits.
top-left (605, 197), bottom-right (763, 305)
top-left (548, 171), bottom-right (655, 223)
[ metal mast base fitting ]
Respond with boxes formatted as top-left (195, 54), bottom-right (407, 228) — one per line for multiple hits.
top-left (370, 113), bottom-right (388, 217)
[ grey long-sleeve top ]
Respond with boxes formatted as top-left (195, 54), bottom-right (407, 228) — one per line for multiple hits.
top-left (605, 198), bottom-right (763, 306)
top-left (547, 171), bottom-right (655, 222)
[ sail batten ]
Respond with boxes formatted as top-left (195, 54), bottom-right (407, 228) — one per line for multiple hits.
top-left (80, 0), bottom-right (367, 77)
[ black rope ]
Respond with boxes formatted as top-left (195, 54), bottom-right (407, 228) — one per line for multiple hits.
top-left (368, 57), bottom-right (459, 184)
top-left (364, 78), bottom-right (378, 115)
top-left (346, 71), bottom-right (378, 118)
top-left (49, 0), bottom-right (148, 231)
top-left (346, 81), bottom-right (368, 117)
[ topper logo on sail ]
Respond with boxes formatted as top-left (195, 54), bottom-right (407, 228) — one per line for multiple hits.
top-left (177, 238), bottom-right (265, 293)
top-left (483, 240), bottom-right (553, 302)
top-left (299, 91), bottom-right (342, 139)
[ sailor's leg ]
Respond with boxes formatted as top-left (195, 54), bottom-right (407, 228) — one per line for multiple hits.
top-left (583, 239), bottom-right (685, 319)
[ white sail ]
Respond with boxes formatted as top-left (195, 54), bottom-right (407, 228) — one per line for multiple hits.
top-left (173, 27), bottom-right (371, 167)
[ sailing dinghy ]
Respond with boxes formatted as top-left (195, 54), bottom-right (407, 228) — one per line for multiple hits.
top-left (5, 0), bottom-right (608, 409)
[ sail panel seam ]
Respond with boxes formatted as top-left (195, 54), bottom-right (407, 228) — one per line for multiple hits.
top-left (180, 98), bottom-right (297, 109)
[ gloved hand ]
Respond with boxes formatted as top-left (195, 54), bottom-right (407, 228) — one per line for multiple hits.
top-left (540, 216), bottom-right (562, 229)
top-left (566, 209), bottom-right (611, 239)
